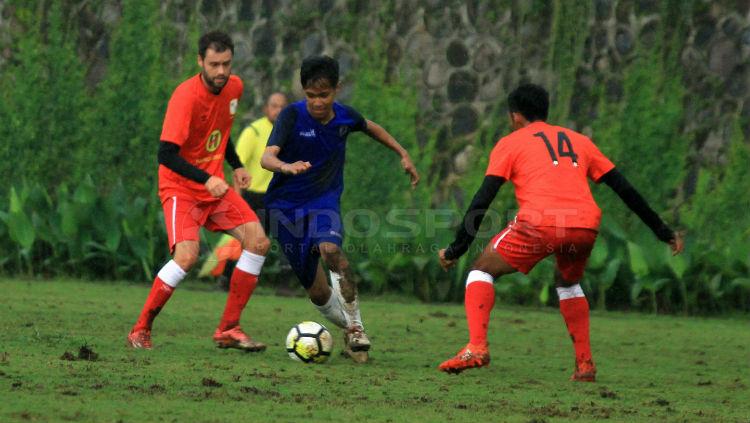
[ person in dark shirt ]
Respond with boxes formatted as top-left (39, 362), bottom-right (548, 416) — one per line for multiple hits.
top-left (262, 55), bottom-right (419, 363)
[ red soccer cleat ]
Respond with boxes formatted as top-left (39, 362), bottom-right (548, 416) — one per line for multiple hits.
top-left (127, 329), bottom-right (152, 349)
top-left (213, 326), bottom-right (266, 351)
top-left (438, 343), bottom-right (490, 374)
top-left (571, 359), bottom-right (597, 382)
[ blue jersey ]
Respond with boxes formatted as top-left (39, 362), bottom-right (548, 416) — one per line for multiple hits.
top-left (264, 101), bottom-right (367, 215)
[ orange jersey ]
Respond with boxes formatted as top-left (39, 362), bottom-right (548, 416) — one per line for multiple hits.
top-left (158, 74), bottom-right (243, 202)
top-left (486, 121), bottom-right (615, 229)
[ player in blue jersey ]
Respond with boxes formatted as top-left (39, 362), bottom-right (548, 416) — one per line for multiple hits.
top-left (261, 55), bottom-right (420, 362)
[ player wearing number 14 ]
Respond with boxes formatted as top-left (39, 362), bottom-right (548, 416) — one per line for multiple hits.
top-left (437, 84), bottom-right (684, 380)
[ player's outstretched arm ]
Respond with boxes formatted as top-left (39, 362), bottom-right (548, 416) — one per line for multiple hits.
top-left (363, 120), bottom-right (420, 188)
top-left (260, 146), bottom-right (311, 175)
top-left (439, 175), bottom-right (505, 270)
top-left (599, 168), bottom-right (684, 255)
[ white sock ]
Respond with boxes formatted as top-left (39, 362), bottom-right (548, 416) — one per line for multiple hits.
top-left (331, 271), bottom-right (364, 329)
top-left (157, 260), bottom-right (187, 288)
top-left (236, 250), bottom-right (266, 275)
top-left (556, 284), bottom-right (585, 300)
top-left (467, 270), bottom-right (494, 286)
top-left (313, 291), bottom-right (347, 329)
top-left (342, 299), bottom-right (363, 329)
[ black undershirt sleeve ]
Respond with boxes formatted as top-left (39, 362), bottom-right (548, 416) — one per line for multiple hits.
top-left (444, 175), bottom-right (506, 261)
top-left (599, 168), bottom-right (675, 243)
top-left (158, 141), bottom-right (211, 184)
top-left (224, 137), bottom-right (243, 169)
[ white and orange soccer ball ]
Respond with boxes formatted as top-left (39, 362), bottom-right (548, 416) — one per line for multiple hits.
top-left (285, 321), bottom-right (333, 363)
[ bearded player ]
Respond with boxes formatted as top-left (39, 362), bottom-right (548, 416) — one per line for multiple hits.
top-left (437, 84), bottom-right (684, 380)
top-left (127, 31), bottom-right (270, 351)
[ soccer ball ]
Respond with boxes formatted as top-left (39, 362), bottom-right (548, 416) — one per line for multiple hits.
top-left (285, 321), bottom-right (333, 363)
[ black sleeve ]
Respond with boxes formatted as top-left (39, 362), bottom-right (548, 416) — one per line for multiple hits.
top-left (224, 137), bottom-right (243, 169)
top-left (599, 168), bottom-right (675, 243)
top-left (267, 105), bottom-right (298, 149)
top-left (342, 105), bottom-right (367, 132)
top-left (444, 176), bottom-right (506, 260)
top-left (158, 141), bottom-right (211, 184)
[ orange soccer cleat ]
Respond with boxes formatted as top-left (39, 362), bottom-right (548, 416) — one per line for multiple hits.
top-left (213, 326), bottom-right (266, 351)
top-left (438, 343), bottom-right (490, 374)
top-left (570, 359), bottom-right (597, 382)
top-left (127, 329), bottom-right (153, 349)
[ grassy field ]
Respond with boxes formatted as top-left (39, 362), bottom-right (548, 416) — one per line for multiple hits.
top-left (1, 278), bottom-right (748, 423)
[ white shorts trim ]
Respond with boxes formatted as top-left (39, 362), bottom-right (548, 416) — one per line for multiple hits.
top-left (170, 196), bottom-right (177, 247)
top-left (493, 227), bottom-right (513, 250)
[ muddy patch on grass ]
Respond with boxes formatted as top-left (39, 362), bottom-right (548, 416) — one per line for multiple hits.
top-left (149, 384), bottom-right (166, 393)
top-left (127, 384), bottom-right (166, 394)
top-left (60, 345), bottom-right (99, 362)
top-left (77, 345), bottom-right (98, 361)
top-left (651, 398), bottom-right (670, 407)
top-left (60, 351), bottom-right (76, 361)
top-left (239, 386), bottom-right (281, 398)
top-left (201, 377), bottom-right (222, 388)
top-left (599, 387), bottom-right (617, 398)
top-left (569, 402), bottom-right (615, 419)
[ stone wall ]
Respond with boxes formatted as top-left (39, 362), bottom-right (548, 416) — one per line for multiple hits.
top-left (185, 1), bottom-right (749, 171)
top-left (4, 0), bottom-right (748, 186)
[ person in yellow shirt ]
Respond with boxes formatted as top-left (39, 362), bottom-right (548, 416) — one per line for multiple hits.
top-left (235, 92), bottom-right (288, 222)
top-left (200, 92), bottom-right (288, 286)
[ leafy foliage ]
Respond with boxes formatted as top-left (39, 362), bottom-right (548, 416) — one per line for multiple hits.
top-left (0, 1), bottom-right (747, 314)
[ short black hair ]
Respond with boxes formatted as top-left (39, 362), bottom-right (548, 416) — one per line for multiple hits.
top-left (507, 84), bottom-right (549, 121)
top-left (300, 55), bottom-right (339, 88)
top-left (198, 31), bottom-right (234, 58)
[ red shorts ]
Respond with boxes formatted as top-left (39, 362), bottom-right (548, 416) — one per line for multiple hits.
top-left (490, 219), bottom-right (598, 282)
top-left (161, 189), bottom-right (258, 253)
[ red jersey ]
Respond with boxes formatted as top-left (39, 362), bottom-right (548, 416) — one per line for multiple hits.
top-left (486, 121), bottom-right (615, 229)
top-left (158, 73), bottom-right (243, 202)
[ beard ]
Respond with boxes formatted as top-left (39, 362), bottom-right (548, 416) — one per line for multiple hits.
top-left (202, 70), bottom-right (228, 93)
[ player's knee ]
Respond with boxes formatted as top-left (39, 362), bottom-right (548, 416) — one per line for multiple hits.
top-left (319, 243), bottom-right (339, 260)
top-left (471, 256), bottom-right (492, 273)
top-left (246, 235), bottom-right (271, 255)
top-left (173, 251), bottom-right (199, 271)
top-left (308, 285), bottom-right (329, 306)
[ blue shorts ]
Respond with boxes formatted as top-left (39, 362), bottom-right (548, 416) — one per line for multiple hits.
top-left (267, 208), bottom-right (343, 289)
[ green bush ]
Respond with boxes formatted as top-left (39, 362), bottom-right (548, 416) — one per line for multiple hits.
top-left (0, 1), bottom-right (747, 314)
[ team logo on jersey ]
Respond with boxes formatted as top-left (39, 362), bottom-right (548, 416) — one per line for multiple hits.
top-left (229, 99), bottom-right (238, 116)
top-left (339, 126), bottom-right (350, 137)
top-left (206, 129), bottom-right (222, 152)
top-left (299, 129), bottom-right (316, 138)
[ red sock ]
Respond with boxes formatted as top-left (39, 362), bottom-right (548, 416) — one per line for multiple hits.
top-left (465, 281), bottom-right (495, 347)
top-left (559, 297), bottom-right (592, 363)
top-left (218, 268), bottom-right (258, 331)
top-left (133, 277), bottom-right (174, 332)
